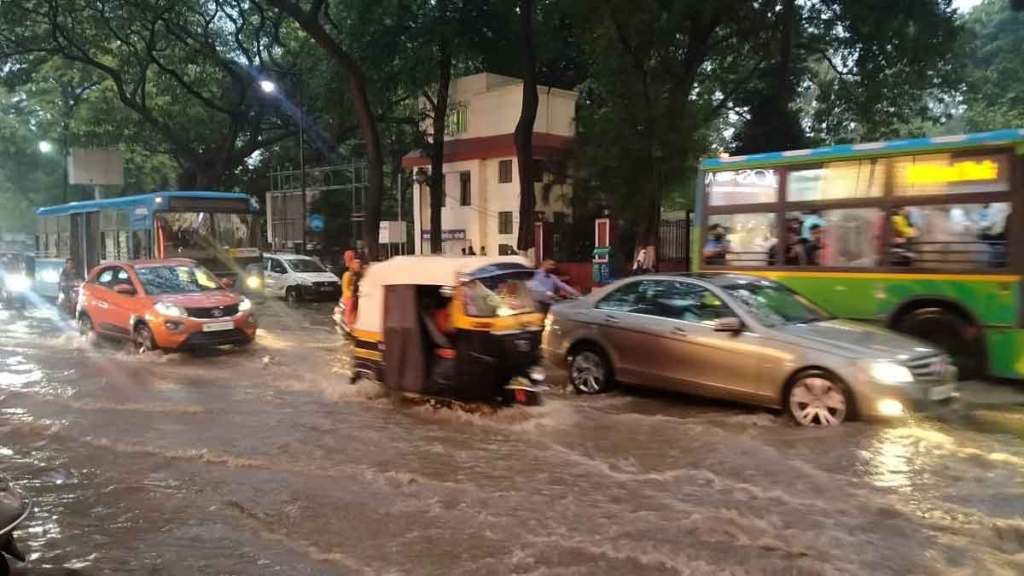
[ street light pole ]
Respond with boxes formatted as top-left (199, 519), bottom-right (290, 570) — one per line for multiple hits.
top-left (297, 79), bottom-right (307, 255)
top-left (62, 122), bottom-right (69, 203)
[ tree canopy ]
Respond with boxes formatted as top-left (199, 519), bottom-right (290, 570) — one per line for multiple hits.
top-left (0, 0), bottom-right (1001, 256)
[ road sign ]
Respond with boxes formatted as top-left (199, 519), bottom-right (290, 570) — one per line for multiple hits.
top-left (308, 213), bottom-right (325, 232)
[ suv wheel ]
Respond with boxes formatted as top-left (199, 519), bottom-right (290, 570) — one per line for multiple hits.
top-left (133, 323), bottom-right (157, 354)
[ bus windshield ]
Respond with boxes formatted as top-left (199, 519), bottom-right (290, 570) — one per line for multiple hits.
top-left (156, 212), bottom-right (256, 254)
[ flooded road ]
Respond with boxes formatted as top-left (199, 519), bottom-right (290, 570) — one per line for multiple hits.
top-left (2, 300), bottom-right (1024, 575)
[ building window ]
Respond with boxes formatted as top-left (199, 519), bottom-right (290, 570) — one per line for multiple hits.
top-left (499, 211), bottom-right (513, 235)
top-left (459, 171), bottom-right (471, 206)
top-left (446, 104), bottom-right (468, 136)
top-left (533, 159), bottom-right (545, 182)
top-left (498, 159), bottom-right (513, 183)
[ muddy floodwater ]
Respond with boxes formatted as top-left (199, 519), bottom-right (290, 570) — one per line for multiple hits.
top-left (2, 299), bottom-right (1024, 575)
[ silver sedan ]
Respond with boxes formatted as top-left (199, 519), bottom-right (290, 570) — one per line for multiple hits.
top-left (543, 274), bottom-right (958, 426)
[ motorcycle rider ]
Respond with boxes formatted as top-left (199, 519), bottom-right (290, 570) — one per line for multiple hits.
top-left (528, 259), bottom-right (579, 314)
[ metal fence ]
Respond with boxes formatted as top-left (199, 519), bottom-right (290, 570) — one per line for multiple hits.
top-left (659, 215), bottom-right (691, 268)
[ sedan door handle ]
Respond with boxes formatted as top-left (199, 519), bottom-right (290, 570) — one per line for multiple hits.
top-left (96, 300), bottom-right (109, 309)
top-left (671, 326), bottom-right (688, 336)
top-left (603, 315), bottom-right (621, 324)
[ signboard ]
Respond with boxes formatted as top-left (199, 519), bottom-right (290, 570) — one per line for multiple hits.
top-left (379, 221), bottom-right (407, 243)
top-left (419, 229), bottom-right (466, 241)
top-left (68, 148), bottom-right (124, 186)
top-left (308, 214), bottom-right (325, 232)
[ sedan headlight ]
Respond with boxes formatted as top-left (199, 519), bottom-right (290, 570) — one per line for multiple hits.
top-left (4, 274), bottom-right (31, 293)
top-left (238, 297), bottom-right (252, 312)
top-left (245, 275), bottom-right (262, 290)
top-left (154, 301), bottom-right (187, 318)
top-left (868, 361), bottom-right (914, 385)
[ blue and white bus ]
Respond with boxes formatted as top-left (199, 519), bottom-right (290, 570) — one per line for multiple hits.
top-left (34, 191), bottom-right (264, 297)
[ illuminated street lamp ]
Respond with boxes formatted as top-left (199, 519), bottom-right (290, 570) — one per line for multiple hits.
top-left (38, 140), bottom-right (54, 154)
top-left (259, 73), bottom-right (306, 252)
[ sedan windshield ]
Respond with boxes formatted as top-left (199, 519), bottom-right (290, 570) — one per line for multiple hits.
top-left (136, 265), bottom-right (222, 295)
top-left (287, 259), bottom-right (327, 273)
top-left (719, 280), bottom-right (830, 327)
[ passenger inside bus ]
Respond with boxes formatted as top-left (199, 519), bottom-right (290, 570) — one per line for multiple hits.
top-left (703, 224), bottom-right (731, 265)
top-left (768, 217), bottom-right (807, 266)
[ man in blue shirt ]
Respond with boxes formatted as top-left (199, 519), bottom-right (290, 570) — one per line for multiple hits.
top-left (528, 260), bottom-right (580, 312)
top-left (703, 224), bottom-right (731, 265)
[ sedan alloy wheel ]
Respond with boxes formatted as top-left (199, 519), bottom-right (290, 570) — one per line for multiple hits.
top-left (788, 374), bottom-right (848, 427)
top-left (569, 350), bottom-right (609, 394)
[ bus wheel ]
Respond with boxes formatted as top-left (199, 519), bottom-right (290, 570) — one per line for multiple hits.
top-left (896, 308), bottom-right (984, 380)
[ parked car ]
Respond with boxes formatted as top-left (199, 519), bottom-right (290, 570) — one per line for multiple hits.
top-left (263, 253), bottom-right (341, 302)
top-left (543, 273), bottom-right (958, 426)
top-left (78, 259), bottom-right (257, 352)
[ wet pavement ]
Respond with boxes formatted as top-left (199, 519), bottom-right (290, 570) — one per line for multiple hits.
top-left (2, 297), bottom-right (1024, 575)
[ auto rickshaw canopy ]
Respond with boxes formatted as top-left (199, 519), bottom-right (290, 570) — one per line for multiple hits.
top-left (352, 255), bottom-right (534, 336)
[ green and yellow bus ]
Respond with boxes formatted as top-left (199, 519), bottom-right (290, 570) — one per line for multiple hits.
top-left (696, 129), bottom-right (1023, 380)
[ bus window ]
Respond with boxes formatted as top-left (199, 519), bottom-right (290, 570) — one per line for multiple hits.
top-left (785, 209), bottom-right (884, 267)
top-left (132, 230), bottom-right (150, 259)
top-left (786, 160), bottom-right (887, 202)
top-left (887, 202), bottom-right (1011, 269)
top-left (705, 213), bottom-right (776, 266)
top-left (706, 169), bottom-right (779, 206)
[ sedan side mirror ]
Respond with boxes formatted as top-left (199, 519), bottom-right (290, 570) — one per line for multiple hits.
top-left (113, 283), bottom-right (136, 296)
top-left (713, 317), bottom-right (743, 333)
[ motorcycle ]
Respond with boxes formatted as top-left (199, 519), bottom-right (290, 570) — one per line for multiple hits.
top-left (0, 475), bottom-right (30, 575)
top-left (57, 280), bottom-right (82, 318)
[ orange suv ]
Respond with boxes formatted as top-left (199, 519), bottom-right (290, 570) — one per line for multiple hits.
top-left (78, 259), bottom-right (257, 352)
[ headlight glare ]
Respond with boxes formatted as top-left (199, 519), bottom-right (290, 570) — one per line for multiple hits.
top-left (5, 274), bottom-right (31, 293)
top-left (868, 361), bottom-right (914, 385)
top-left (246, 275), bottom-right (262, 289)
top-left (238, 297), bottom-right (252, 312)
top-left (154, 301), bottom-right (187, 318)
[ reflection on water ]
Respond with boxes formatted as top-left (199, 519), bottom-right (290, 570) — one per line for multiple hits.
top-left (1, 301), bottom-right (1023, 574)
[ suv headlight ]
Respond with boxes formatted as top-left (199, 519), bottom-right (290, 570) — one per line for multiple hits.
top-left (245, 275), bottom-right (262, 290)
top-left (867, 361), bottom-right (914, 385)
top-left (238, 297), bottom-right (252, 312)
top-left (154, 301), bottom-right (187, 318)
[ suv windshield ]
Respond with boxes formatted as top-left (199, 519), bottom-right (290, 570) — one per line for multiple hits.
top-left (719, 279), bottom-right (830, 327)
top-left (463, 274), bottom-right (536, 317)
top-left (136, 265), bottom-right (222, 295)
top-left (287, 259), bottom-right (327, 273)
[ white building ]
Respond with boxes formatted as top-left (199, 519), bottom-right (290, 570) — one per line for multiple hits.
top-left (403, 73), bottom-right (577, 256)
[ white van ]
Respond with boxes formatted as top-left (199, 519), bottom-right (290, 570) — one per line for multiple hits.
top-left (263, 253), bottom-right (341, 302)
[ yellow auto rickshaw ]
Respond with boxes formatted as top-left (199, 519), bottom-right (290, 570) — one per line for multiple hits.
top-left (349, 256), bottom-right (546, 406)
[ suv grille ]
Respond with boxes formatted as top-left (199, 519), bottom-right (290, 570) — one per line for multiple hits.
top-left (904, 353), bottom-right (952, 381)
top-left (187, 304), bottom-right (240, 319)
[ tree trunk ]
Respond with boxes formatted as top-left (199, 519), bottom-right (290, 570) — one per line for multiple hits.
top-left (429, 32), bottom-right (452, 255)
top-left (514, 0), bottom-right (539, 254)
top-left (349, 72), bottom-right (385, 260)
